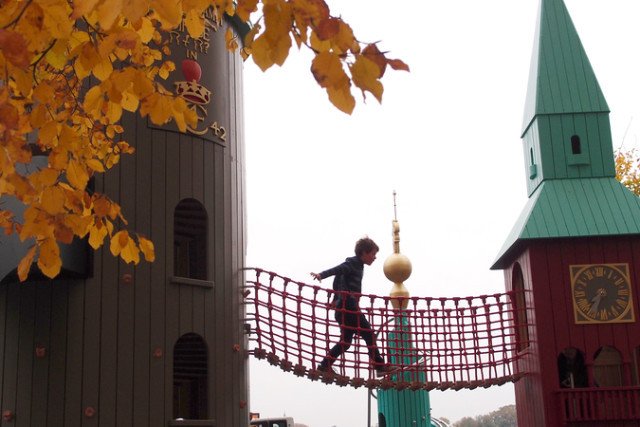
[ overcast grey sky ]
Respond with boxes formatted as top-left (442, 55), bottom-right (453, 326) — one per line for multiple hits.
top-left (243, 0), bottom-right (640, 425)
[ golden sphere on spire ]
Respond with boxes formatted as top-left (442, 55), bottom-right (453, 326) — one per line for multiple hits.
top-left (383, 253), bottom-right (412, 283)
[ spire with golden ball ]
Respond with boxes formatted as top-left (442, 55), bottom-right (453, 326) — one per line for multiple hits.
top-left (383, 191), bottom-right (412, 309)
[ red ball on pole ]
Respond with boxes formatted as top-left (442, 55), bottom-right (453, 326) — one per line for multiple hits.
top-left (181, 59), bottom-right (202, 82)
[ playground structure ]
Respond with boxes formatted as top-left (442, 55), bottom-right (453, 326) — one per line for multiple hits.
top-left (1, 0), bottom-right (640, 426)
top-left (244, 267), bottom-right (526, 391)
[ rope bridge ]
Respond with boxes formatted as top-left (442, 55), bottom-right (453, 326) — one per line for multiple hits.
top-left (244, 268), bottom-right (528, 391)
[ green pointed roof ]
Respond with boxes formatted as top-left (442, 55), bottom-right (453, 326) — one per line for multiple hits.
top-left (492, 178), bottom-right (640, 269)
top-left (521, 0), bottom-right (609, 136)
top-left (493, 0), bottom-right (640, 270)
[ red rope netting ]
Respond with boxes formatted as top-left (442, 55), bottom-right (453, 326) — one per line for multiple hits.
top-left (243, 268), bottom-right (529, 391)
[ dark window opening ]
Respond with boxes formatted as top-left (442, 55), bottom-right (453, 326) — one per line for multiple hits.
top-left (512, 263), bottom-right (530, 352)
top-left (529, 147), bottom-right (534, 165)
top-left (571, 135), bottom-right (581, 155)
top-left (558, 347), bottom-right (588, 388)
top-left (174, 199), bottom-right (207, 280)
top-left (173, 333), bottom-right (208, 419)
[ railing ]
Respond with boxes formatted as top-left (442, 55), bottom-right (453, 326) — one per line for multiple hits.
top-left (244, 268), bottom-right (530, 390)
top-left (559, 387), bottom-right (640, 422)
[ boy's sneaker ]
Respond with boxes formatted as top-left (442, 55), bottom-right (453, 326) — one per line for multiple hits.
top-left (317, 365), bottom-right (336, 375)
top-left (375, 364), bottom-right (396, 377)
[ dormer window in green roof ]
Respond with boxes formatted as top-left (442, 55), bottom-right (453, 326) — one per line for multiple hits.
top-left (571, 135), bottom-right (581, 154)
top-left (568, 134), bottom-right (589, 166)
top-left (529, 147), bottom-right (537, 179)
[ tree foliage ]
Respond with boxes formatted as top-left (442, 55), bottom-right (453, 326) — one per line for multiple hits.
top-left (615, 148), bottom-right (640, 197)
top-left (453, 405), bottom-right (516, 427)
top-left (0, 0), bottom-right (408, 281)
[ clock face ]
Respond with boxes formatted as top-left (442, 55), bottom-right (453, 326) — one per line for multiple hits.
top-left (570, 264), bottom-right (635, 324)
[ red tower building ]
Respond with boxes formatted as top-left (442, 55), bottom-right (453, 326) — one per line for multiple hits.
top-left (493, 0), bottom-right (640, 425)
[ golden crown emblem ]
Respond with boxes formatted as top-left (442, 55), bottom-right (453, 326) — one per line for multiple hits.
top-left (174, 80), bottom-right (211, 105)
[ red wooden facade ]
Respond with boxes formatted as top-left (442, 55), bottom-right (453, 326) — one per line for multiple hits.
top-left (504, 238), bottom-right (640, 426)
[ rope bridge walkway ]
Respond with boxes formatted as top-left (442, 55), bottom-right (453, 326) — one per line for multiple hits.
top-left (244, 268), bottom-right (528, 391)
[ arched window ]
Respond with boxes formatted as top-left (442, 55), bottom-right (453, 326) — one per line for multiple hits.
top-left (593, 346), bottom-right (624, 387)
top-left (571, 135), bottom-right (581, 154)
top-left (173, 333), bottom-right (208, 419)
top-left (512, 263), bottom-right (530, 352)
top-left (558, 347), bottom-right (588, 388)
top-left (174, 199), bottom-right (207, 280)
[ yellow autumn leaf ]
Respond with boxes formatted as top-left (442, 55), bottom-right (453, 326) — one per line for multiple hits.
top-left (350, 55), bottom-right (383, 103)
top-left (120, 237), bottom-right (140, 264)
top-left (66, 159), bottom-right (90, 190)
top-left (311, 51), bottom-right (348, 89)
top-left (88, 221), bottom-right (108, 249)
top-left (236, 0), bottom-right (258, 22)
top-left (44, 40), bottom-right (68, 70)
top-left (38, 121), bottom-right (59, 147)
top-left (17, 245), bottom-right (37, 281)
top-left (121, 91), bottom-right (139, 112)
top-left (86, 159), bottom-right (106, 172)
top-left (64, 214), bottom-right (93, 237)
top-left (109, 229), bottom-right (127, 256)
top-left (138, 235), bottom-right (155, 262)
top-left (105, 101), bottom-right (123, 123)
top-left (41, 0), bottom-right (74, 39)
top-left (122, 0), bottom-right (151, 24)
top-left (37, 238), bottom-right (62, 278)
top-left (136, 16), bottom-right (155, 43)
top-left (11, 67), bottom-right (33, 97)
top-left (93, 58), bottom-right (114, 81)
top-left (151, 0), bottom-right (182, 28)
top-left (83, 85), bottom-right (104, 118)
top-left (184, 8), bottom-right (205, 39)
top-left (29, 168), bottom-right (60, 189)
top-left (326, 84), bottom-right (355, 115)
top-left (71, 0), bottom-right (100, 19)
top-left (97, 0), bottom-right (124, 30)
top-left (40, 186), bottom-right (66, 215)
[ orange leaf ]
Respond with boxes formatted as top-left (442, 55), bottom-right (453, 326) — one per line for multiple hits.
top-left (315, 17), bottom-right (339, 41)
top-left (350, 55), bottom-right (383, 103)
top-left (40, 186), bottom-right (66, 215)
top-left (18, 245), bottom-right (37, 282)
top-left (138, 235), bottom-right (155, 262)
top-left (326, 85), bottom-right (355, 115)
top-left (109, 229), bottom-right (127, 256)
top-left (120, 237), bottom-right (140, 264)
top-left (89, 220), bottom-right (108, 249)
top-left (0, 29), bottom-right (30, 68)
top-left (311, 51), bottom-right (348, 89)
top-left (387, 58), bottom-right (410, 72)
top-left (37, 238), bottom-right (62, 278)
top-left (66, 159), bottom-right (90, 190)
top-left (362, 43), bottom-right (387, 77)
top-left (236, 0), bottom-right (258, 22)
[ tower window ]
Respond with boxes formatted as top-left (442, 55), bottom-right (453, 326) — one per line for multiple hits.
top-left (173, 333), bottom-right (208, 419)
top-left (512, 263), bottom-right (530, 352)
top-left (571, 135), bottom-right (581, 154)
top-left (558, 347), bottom-right (588, 388)
top-left (593, 346), bottom-right (624, 387)
top-left (174, 199), bottom-right (207, 280)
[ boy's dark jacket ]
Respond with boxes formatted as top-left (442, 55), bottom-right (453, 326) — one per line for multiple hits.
top-left (319, 256), bottom-right (363, 309)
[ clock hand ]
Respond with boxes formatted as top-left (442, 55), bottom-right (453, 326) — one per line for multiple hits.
top-left (588, 289), bottom-right (606, 315)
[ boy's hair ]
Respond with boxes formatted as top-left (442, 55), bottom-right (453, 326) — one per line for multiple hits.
top-left (354, 237), bottom-right (379, 256)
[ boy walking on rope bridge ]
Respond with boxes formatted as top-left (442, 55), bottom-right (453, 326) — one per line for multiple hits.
top-left (310, 237), bottom-right (392, 377)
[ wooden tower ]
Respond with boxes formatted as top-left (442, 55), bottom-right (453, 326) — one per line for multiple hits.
top-left (0, 13), bottom-right (250, 427)
top-left (493, 0), bottom-right (640, 425)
